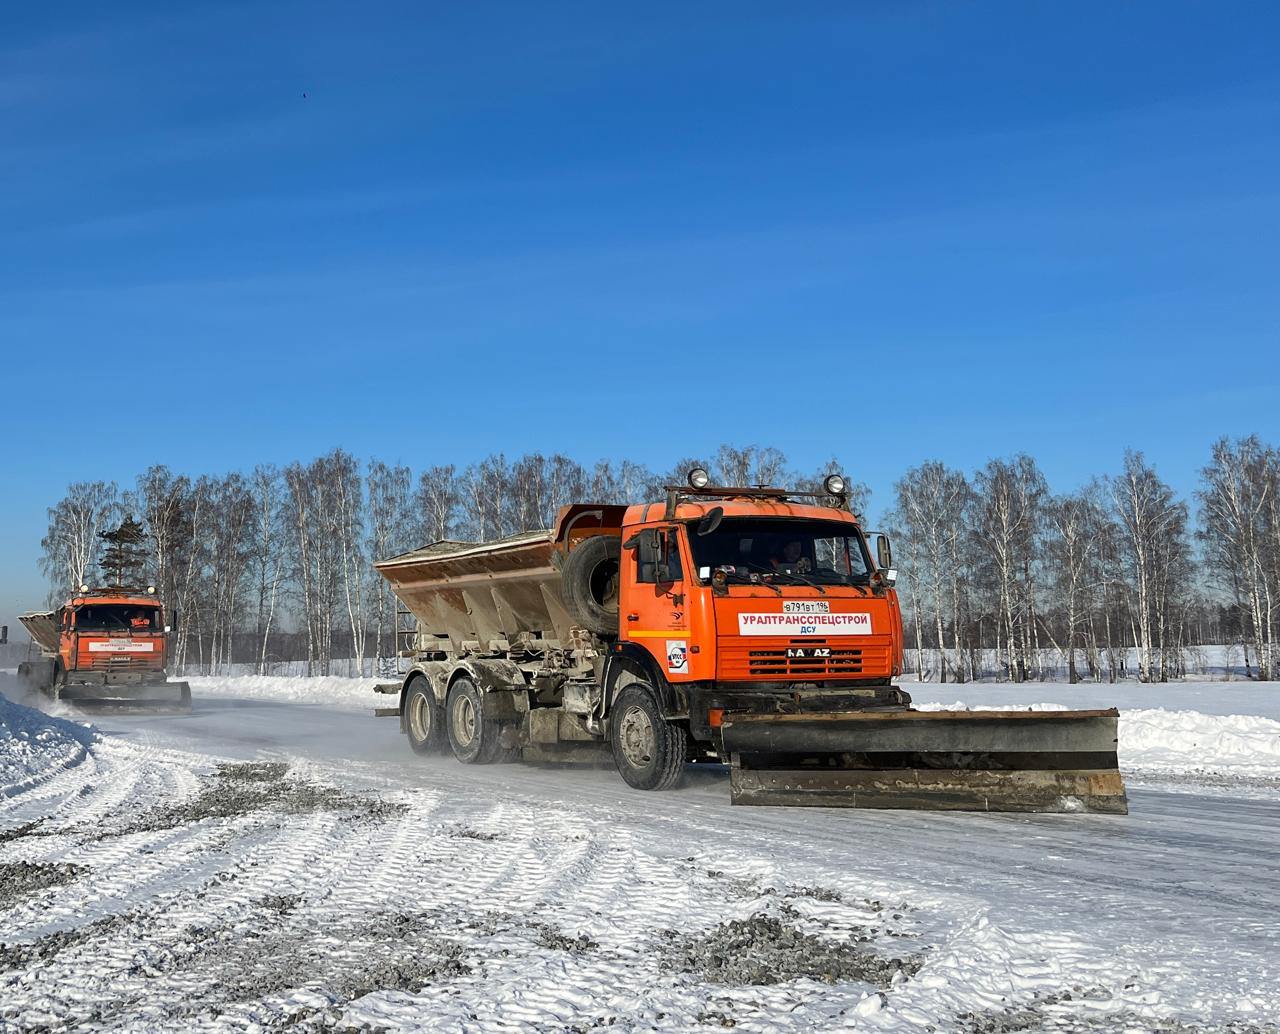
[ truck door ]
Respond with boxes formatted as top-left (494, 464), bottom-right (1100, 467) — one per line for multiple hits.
top-left (61, 607), bottom-right (74, 672)
top-left (623, 527), bottom-right (692, 679)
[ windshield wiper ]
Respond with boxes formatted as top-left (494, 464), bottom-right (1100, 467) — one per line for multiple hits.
top-left (771, 570), bottom-right (827, 594)
top-left (736, 563), bottom-right (783, 595)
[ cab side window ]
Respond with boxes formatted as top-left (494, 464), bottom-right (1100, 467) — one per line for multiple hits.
top-left (637, 529), bottom-right (683, 584)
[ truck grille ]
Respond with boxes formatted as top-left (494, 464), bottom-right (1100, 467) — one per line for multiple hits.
top-left (83, 654), bottom-right (160, 672)
top-left (717, 636), bottom-right (894, 680)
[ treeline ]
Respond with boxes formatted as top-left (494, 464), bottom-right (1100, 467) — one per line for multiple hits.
top-left (37, 446), bottom-right (852, 676)
top-left (36, 438), bottom-right (1280, 683)
top-left (887, 437), bottom-right (1280, 683)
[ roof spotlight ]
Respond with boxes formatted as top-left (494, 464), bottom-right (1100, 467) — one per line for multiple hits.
top-left (823, 473), bottom-right (847, 496)
top-left (78, 584), bottom-right (89, 593)
top-left (688, 467), bottom-right (711, 489)
top-left (146, 585), bottom-right (157, 595)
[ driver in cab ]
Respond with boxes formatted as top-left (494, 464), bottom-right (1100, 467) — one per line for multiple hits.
top-left (770, 539), bottom-right (811, 575)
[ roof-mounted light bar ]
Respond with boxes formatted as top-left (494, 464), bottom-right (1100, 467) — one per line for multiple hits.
top-left (664, 470), bottom-right (854, 518)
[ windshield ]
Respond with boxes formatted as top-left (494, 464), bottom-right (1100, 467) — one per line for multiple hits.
top-left (74, 604), bottom-right (160, 632)
top-left (687, 518), bottom-right (872, 587)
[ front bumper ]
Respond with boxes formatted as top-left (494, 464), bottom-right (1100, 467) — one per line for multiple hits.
top-left (680, 680), bottom-right (910, 743)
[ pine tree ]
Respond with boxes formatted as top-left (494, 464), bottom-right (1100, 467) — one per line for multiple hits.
top-left (99, 515), bottom-right (149, 588)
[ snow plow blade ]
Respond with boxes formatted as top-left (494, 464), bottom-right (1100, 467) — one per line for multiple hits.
top-left (59, 679), bottom-right (193, 714)
top-left (722, 709), bottom-right (1127, 814)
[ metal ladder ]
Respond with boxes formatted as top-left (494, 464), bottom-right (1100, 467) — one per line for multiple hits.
top-left (372, 603), bottom-right (417, 713)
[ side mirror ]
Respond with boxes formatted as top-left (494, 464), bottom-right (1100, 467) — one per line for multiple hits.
top-left (627, 529), bottom-right (660, 552)
top-left (696, 506), bottom-right (724, 536)
top-left (872, 532), bottom-right (893, 570)
top-left (632, 529), bottom-right (661, 562)
top-left (657, 531), bottom-right (683, 583)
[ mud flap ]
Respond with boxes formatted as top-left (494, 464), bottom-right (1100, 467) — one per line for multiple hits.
top-left (722, 709), bottom-right (1127, 814)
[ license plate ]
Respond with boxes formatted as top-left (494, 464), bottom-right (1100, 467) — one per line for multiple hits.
top-left (783, 600), bottom-right (830, 614)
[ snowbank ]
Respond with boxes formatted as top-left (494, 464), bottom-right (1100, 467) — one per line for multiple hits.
top-left (916, 698), bottom-right (1280, 777)
top-left (186, 675), bottom-right (378, 711)
top-left (0, 690), bottom-right (96, 797)
top-left (1120, 708), bottom-right (1280, 776)
top-left (907, 679), bottom-right (1280, 721)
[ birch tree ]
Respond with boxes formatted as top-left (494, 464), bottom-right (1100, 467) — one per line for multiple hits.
top-left (1198, 436), bottom-right (1276, 680)
top-left (367, 459), bottom-right (413, 666)
top-left (284, 460), bottom-right (321, 674)
top-left (714, 444), bottom-right (790, 488)
top-left (129, 466), bottom-right (191, 619)
top-left (971, 456), bottom-right (1045, 682)
top-left (247, 464), bottom-right (288, 674)
top-left (39, 481), bottom-right (120, 601)
top-left (458, 454), bottom-right (514, 541)
top-left (416, 464), bottom-right (460, 543)
top-left (205, 474), bottom-right (254, 674)
top-left (1044, 489), bottom-right (1106, 682)
top-left (1107, 451), bottom-right (1188, 683)
top-left (329, 450), bottom-right (367, 676)
top-left (892, 462), bottom-right (970, 682)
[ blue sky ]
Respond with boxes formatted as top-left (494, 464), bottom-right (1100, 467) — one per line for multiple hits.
top-left (2, 2), bottom-right (1278, 628)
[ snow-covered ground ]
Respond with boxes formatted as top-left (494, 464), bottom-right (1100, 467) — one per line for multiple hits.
top-left (2, 673), bottom-right (1278, 1032)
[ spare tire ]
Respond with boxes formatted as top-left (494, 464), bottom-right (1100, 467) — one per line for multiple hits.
top-left (561, 534), bottom-right (621, 636)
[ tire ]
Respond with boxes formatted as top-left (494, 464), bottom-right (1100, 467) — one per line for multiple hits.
top-left (172, 683), bottom-right (193, 713)
top-left (609, 683), bottom-right (687, 791)
top-left (561, 535), bottom-right (621, 636)
top-left (446, 677), bottom-right (506, 764)
top-left (404, 676), bottom-right (445, 755)
top-left (22, 659), bottom-right (60, 699)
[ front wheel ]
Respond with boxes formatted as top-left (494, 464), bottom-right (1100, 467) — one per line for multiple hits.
top-left (610, 684), bottom-right (687, 791)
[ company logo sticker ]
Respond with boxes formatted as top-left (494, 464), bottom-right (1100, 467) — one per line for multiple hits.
top-left (738, 612), bottom-right (872, 636)
top-left (87, 640), bottom-right (155, 652)
top-left (666, 640), bottom-right (689, 674)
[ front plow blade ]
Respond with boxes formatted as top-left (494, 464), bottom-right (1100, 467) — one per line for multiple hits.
top-left (61, 680), bottom-right (193, 714)
top-left (722, 709), bottom-right (1127, 814)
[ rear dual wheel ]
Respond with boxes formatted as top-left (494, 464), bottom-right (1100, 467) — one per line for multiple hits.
top-left (446, 677), bottom-right (511, 765)
top-left (404, 676), bottom-right (445, 755)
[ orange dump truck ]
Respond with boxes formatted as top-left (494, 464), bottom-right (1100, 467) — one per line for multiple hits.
top-left (374, 471), bottom-right (1126, 812)
top-left (18, 587), bottom-right (191, 711)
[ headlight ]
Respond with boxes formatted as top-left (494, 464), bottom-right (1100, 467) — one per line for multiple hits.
top-left (823, 473), bottom-right (847, 496)
top-left (688, 467), bottom-right (710, 489)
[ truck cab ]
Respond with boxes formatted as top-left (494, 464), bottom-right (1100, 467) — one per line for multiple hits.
top-left (60, 593), bottom-right (169, 678)
top-left (19, 588), bottom-right (190, 710)
top-left (609, 493), bottom-right (907, 753)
